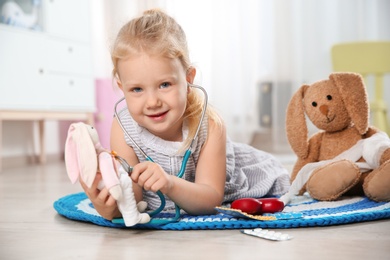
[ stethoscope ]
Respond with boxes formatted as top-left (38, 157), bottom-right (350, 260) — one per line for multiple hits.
top-left (111, 83), bottom-right (208, 225)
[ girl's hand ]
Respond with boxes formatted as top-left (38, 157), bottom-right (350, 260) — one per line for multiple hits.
top-left (131, 161), bottom-right (173, 194)
top-left (79, 173), bottom-right (121, 220)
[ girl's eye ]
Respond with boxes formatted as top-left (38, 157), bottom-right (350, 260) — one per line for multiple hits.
top-left (160, 82), bottom-right (171, 89)
top-left (131, 87), bottom-right (142, 93)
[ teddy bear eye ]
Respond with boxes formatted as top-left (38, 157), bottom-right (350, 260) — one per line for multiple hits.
top-left (327, 95), bottom-right (332, 100)
top-left (312, 102), bottom-right (317, 107)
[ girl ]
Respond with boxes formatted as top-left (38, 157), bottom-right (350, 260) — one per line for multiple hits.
top-left (81, 9), bottom-right (290, 220)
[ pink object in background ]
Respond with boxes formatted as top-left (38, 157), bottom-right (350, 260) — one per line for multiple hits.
top-left (94, 78), bottom-right (122, 149)
top-left (59, 78), bottom-right (122, 155)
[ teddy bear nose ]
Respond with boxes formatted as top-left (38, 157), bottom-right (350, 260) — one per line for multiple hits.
top-left (319, 105), bottom-right (329, 115)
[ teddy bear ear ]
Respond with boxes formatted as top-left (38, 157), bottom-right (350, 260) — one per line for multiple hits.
top-left (329, 72), bottom-right (369, 135)
top-left (286, 84), bottom-right (310, 159)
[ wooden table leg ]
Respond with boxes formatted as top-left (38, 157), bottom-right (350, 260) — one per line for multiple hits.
top-left (0, 119), bottom-right (2, 172)
top-left (38, 120), bottom-right (46, 164)
top-left (87, 112), bottom-right (95, 126)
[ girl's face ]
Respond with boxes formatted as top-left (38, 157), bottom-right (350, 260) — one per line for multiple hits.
top-left (117, 53), bottom-right (190, 142)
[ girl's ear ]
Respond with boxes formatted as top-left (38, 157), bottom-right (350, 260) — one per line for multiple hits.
top-left (186, 67), bottom-right (196, 84)
top-left (116, 79), bottom-right (123, 90)
top-left (112, 73), bottom-right (123, 90)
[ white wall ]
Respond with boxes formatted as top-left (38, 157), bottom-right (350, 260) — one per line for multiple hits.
top-left (2, 0), bottom-right (390, 162)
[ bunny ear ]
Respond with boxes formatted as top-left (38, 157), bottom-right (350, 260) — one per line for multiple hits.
top-left (64, 123), bottom-right (81, 184)
top-left (286, 85), bottom-right (310, 159)
top-left (330, 72), bottom-right (369, 135)
top-left (64, 123), bottom-right (98, 188)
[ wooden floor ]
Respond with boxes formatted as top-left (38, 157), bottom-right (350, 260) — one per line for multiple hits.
top-left (1, 160), bottom-right (390, 260)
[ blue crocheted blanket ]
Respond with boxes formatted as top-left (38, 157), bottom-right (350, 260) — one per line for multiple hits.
top-left (53, 192), bottom-right (390, 230)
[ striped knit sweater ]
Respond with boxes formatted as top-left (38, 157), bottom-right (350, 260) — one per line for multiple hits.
top-left (118, 108), bottom-right (290, 212)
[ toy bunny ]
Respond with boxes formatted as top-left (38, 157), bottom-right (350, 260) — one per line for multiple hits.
top-left (280, 72), bottom-right (390, 205)
top-left (64, 122), bottom-right (150, 226)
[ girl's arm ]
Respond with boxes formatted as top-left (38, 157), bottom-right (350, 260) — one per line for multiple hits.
top-left (163, 119), bottom-right (227, 215)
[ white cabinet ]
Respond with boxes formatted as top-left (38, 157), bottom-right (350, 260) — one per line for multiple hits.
top-left (0, 0), bottom-right (95, 170)
top-left (43, 0), bottom-right (91, 43)
top-left (0, 0), bottom-right (95, 112)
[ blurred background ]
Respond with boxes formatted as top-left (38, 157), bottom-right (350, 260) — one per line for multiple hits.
top-left (0, 0), bottom-right (389, 168)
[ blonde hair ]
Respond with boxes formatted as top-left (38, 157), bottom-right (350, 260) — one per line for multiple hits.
top-left (111, 9), bottom-right (222, 149)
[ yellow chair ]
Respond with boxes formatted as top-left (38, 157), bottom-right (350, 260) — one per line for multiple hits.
top-left (331, 41), bottom-right (390, 135)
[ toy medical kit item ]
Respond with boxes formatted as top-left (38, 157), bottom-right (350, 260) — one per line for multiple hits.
top-left (241, 228), bottom-right (292, 241)
top-left (231, 198), bottom-right (285, 215)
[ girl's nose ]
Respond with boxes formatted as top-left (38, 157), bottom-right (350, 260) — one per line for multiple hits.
top-left (146, 91), bottom-right (161, 108)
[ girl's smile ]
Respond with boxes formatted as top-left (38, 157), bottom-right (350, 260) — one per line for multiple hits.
top-left (147, 111), bottom-right (168, 121)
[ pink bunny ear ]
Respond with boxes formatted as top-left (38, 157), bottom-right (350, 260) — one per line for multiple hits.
top-left (64, 124), bottom-right (80, 184)
top-left (64, 123), bottom-right (98, 188)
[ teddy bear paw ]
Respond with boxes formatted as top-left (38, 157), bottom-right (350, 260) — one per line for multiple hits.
top-left (363, 160), bottom-right (390, 202)
top-left (307, 160), bottom-right (361, 201)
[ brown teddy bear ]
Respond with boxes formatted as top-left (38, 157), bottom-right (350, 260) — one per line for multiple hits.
top-left (280, 72), bottom-right (390, 205)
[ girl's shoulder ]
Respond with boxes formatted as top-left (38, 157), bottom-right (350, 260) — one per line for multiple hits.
top-left (203, 117), bottom-right (226, 148)
top-left (207, 115), bottom-right (226, 136)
